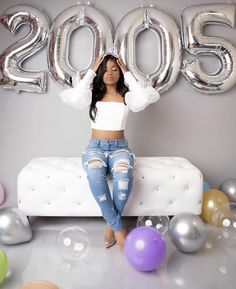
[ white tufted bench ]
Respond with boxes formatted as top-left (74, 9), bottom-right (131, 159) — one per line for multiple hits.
top-left (17, 157), bottom-right (203, 217)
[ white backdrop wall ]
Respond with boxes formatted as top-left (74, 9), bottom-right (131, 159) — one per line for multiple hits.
top-left (0, 0), bottom-right (236, 207)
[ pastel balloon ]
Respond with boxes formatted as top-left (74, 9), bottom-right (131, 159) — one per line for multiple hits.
top-left (124, 226), bottom-right (166, 272)
top-left (0, 207), bottom-right (32, 245)
top-left (219, 179), bottom-right (236, 203)
top-left (201, 189), bottom-right (229, 225)
top-left (0, 183), bottom-right (5, 205)
top-left (169, 212), bottom-right (207, 253)
top-left (0, 249), bottom-right (8, 284)
top-left (203, 180), bottom-right (210, 192)
top-left (19, 280), bottom-right (59, 289)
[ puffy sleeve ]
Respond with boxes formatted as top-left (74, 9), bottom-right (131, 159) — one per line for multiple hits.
top-left (124, 71), bottom-right (160, 112)
top-left (59, 69), bottom-right (96, 110)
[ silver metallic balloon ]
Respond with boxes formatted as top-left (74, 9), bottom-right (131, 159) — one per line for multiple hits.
top-left (169, 212), bottom-right (207, 253)
top-left (181, 4), bottom-right (236, 94)
top-left (219, 179), bottom-right (236, 203)
top-left (0, 207), bottom-right (32, 245)
top-left (0, 5), bottom-right (50, 93)
top-left (114, 6), bottom-right (182, 93)
top-left (48, 3), bottom-right (113, 88)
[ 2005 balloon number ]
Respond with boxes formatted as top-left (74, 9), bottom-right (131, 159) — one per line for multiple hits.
top-left (0, 3), bottom-right (236, 94)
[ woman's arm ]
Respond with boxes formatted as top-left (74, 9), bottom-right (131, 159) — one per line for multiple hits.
top-left (124, 71), bottom-right (160, 112)
top-left (116, 57), bottom-right (160, 112)
top-left (59, 69), bottom-right (96, 110)
top-left (59, 54), bottom-right (105, 110)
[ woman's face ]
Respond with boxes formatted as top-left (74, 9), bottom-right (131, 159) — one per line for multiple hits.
top-left (102, 59), bottom-right (120, 86)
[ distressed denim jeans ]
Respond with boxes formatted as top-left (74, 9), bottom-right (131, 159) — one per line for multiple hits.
top-left (82, 138), bottom-right (135, 231)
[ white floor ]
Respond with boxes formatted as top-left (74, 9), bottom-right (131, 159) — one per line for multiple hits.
top-left (0, 217), bottom-right (236, 289)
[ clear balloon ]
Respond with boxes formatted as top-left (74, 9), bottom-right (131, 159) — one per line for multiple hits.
top-left (114, 6), bottom-right (181, 93)
top-left (169, 212), bottom-right (207, 253)
top-left (124, 226), bottom-right (166, 272)
top-left (212, 202), bottom-right (236, 247)
top-left (181, 4), bottom-right (236, 94)
top-left (0, 249), bottom-right (8, 285)
top-left (201, 189), bottom-right (229, 224)
top-left (48, 3), bottom-right (113, 88)
top-left (136, 215), bottom-right (169, 235)
top-left (0, 207), bottom-right (32, 245)
top-left (56, 226), bottom-right (90, 262)
top-left (219, 179), bottom-right (236, 203)
top-left (0, 5), bottom-right (50, 93)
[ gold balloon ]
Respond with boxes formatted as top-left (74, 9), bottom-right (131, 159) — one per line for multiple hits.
top-left (201, 189), bottom-right (229, 225)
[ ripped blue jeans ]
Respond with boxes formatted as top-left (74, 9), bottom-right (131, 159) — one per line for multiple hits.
top-left (82, 138), bottom-right (135, 231)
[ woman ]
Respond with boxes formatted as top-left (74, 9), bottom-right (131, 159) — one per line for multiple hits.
top-left (60, 54), bottom-right (160, 250)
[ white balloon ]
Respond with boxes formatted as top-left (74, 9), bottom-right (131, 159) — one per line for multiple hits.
top-left (0, 5), bottom-right (50, 93)
top-left (181, 4), bottom-right (236, 94)
top-left (48, 3), bottom-right (113, 88)
top-left (114, 6), bottom-right (182, 93)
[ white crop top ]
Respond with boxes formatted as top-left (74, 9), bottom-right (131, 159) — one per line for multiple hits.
top-left (91, 101), bottom-right (129, 131)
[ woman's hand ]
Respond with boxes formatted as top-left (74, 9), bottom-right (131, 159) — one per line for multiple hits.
top-left (91, 53), bottom-right (105, 72)
top-left (117, 57), bottom-right (128, 74)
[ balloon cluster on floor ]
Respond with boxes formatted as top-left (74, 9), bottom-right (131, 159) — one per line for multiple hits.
top-left (201, 178), bottom-right (236, 245)
top-left (124, 178), bottom-right (236, 272)
top-left (125, 211), bottom-right (207, 272)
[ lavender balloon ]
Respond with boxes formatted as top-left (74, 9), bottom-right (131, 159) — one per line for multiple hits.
top-left (124, 226), bottom-right (166, 272)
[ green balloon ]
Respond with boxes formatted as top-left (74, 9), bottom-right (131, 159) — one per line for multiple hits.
top-left (0, 249), bottom-right (8, 284)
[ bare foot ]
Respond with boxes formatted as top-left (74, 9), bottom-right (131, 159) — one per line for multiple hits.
top-left (114, 228), bottom-right (127, 250)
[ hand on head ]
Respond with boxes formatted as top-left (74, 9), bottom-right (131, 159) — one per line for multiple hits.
top-left (91, 53), bottom-right (128, 74)
top-left (116, 57), bottom-right (128, 74)
top-left (91, 53), bottom-right (106, 72)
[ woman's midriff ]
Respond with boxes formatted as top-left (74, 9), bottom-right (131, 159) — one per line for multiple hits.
top-left (92, 129), bottom-right (125, 140)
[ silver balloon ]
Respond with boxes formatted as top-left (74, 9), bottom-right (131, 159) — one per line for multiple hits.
top-left (181, 4), bottom-right (236, 94)
top-left (48, 3), bottom-right (113, 88)
top-left (114, 6), bottom-right (181, 93)
top-left (0, 5), bottom-right (50, 93)
top-left (219, 179), bottom-right (236, 203)
top-left (0, 207), bottom-right (32, 245)
top-left (169, 212), bottom-right (207, 253)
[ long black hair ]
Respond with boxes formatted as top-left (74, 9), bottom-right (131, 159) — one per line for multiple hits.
top-left (89, 54), bottom-right (129, 121)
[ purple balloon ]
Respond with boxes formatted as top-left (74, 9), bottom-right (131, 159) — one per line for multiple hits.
top-left (124, 226), bottom-right (166, 272)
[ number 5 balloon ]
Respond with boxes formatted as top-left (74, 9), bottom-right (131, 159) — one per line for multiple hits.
top-left (181, 4), bottom-right (236, 94)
